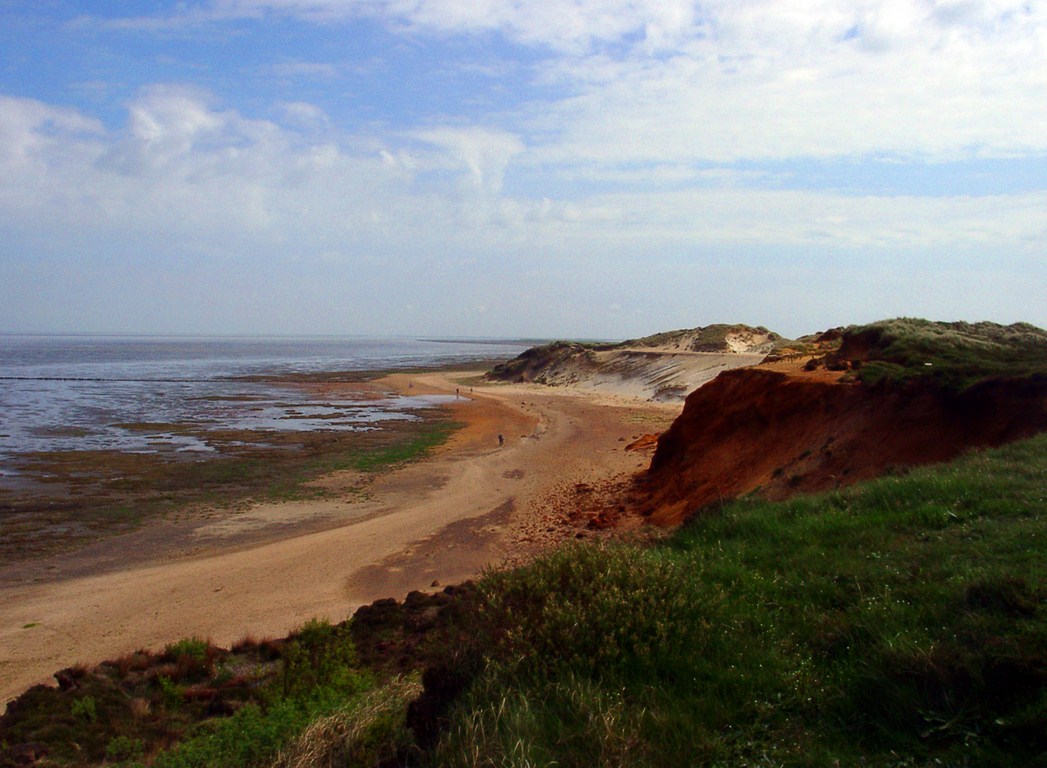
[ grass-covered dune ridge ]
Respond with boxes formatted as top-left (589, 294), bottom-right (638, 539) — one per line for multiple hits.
top-left (485, 324), bottom-right (783, 382)
top-left (825, 318), bottom-right (1047, 389)
top-left (3, 433), bottom-right (1045, 766)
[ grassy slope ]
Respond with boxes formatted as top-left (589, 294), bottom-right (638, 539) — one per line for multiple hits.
top-left (839, 318), bottom-right (1047, 390)
top-left (4, 436), bottom-right (1044, 767)
top-left (427, 434), bottom-right (1047, 767)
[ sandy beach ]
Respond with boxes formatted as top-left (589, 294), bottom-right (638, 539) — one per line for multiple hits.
top-left (0, 371), bottom-right (677, 708)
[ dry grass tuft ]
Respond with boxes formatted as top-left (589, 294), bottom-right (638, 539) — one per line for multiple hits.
top-left (129, 697), bottom-right (152, 720)
top-left (267, 674), bottom-right (422, 768)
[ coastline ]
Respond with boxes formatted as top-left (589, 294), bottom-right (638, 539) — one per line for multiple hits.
top-left (0, 370), bottom-right (677, 708)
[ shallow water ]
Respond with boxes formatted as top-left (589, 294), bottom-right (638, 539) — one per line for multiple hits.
top-left (0, 335), bottom-right (527, 472)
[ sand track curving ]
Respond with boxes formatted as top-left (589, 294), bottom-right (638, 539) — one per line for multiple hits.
top-left (0, 372), bottom-right (676, 708)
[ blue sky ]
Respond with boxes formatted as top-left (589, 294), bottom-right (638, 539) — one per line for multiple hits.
top-left (1, 0), bottom-right (1044, 339)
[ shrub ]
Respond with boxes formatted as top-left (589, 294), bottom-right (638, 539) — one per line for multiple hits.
top-left (165, 637), bottom-right (210, 662)
top-left (157, 675), bottom-right (185, 710)
top-left (106, 734), bottom-right (145, 762)
top-left (70, 695), bottom-right (97, 723)
top-left (280, 618), bottom-right (364, 700)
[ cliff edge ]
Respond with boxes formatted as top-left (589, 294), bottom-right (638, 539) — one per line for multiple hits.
top-left (640, 320), bottom-right (1047, 525)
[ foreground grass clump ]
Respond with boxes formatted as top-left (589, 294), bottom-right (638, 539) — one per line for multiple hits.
top-left (0, 620), bottom-right (394, 768)
top-left (425, 434), bottom-right (1047, 767)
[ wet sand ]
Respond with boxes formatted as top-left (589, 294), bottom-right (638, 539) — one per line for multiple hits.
top-left (0, 371), bottom-right (677, 708)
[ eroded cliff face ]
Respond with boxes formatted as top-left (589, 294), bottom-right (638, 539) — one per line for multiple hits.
top-left (640, 368), bottom-right (1047, 526)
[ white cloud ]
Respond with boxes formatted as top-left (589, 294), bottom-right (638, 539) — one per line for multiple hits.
top-left (172, 0), bottom-right (1044, 162)
top-left (2, 87), bottom-right (1044, 260)
top-left (0, 95), bottom-right (104, 170)
top-left (519, 1), bottom-right (1047, 163)
top-left (209, 0), bottom-right (699, 50)
top-left (3, 0), bottom-right (1046, 340)
top-left (566, 187), bottom-right (1047, 253)
top-left (278, 101), bottom-right (333, 130)
top-left (410, 126), bottom-right (525, 194)
top-left (199, 0), bottom-right (1044, 55)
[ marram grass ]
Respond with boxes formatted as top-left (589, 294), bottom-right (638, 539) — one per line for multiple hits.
top-left (427, 433), bottom-right (1047, 767)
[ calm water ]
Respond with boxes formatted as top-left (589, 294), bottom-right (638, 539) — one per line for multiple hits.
top-left (0, 335), bottom-right (529, 473)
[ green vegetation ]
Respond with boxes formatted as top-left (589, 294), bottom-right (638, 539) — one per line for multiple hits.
top-left (146, 620), bottom-right (374, 768)
top-left (267, 675), bottom-right (421, 768)
top-left (836, 318), bottom-right (1047, 390)
top-left (163, 638), bottom-right (210, 663)
top-left (346, 420), bottom-right (461, 473)
top-left (630, 323), bottom-right (784, 353)
top-left (0, 620), bottom-right (376, 768)
top-left (1, 416), bottom-right (462, 563)
top-left (421, 433), bottom-right (1047, 766)
top-left (3, 435), bottom-right (1044, 766)
top-left (487, 324), bottom-right (793, 383)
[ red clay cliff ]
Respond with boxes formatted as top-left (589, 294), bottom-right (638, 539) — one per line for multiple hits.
top-left (640, 366), bottom-right (1047, 526)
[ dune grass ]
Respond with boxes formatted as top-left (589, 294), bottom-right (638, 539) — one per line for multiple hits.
top-left (424, 434), bottom-right (1047, 766)
top-left (841, 318), bottom-right (1047, 389)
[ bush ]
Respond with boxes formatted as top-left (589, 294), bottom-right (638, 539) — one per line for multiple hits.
top-left (280, 618), bottom-right (364, 700)
top-left (470, 544), bottom-right (723, 686)
top-left (105, 734), bottom-right (144, 762)
top-left (70, 695), bottom-right (97, 723)
top-left (164, 637), bottom-right (210, 663)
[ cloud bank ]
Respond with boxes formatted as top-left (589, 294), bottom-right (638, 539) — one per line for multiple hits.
top-left (1, 1), bottom-right (1044, 336)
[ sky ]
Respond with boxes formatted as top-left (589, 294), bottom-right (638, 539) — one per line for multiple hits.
top-left (0, 1), bottom-right (1044, 340)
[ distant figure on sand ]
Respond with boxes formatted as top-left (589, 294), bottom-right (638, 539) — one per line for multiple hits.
top-left (498, 433), bottom-right (504, 447)
top-left (456, 387), bottom-right (460, 399)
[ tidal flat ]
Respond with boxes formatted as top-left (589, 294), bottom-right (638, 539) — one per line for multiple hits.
top-left (0, 390), bottom-right (462, 566)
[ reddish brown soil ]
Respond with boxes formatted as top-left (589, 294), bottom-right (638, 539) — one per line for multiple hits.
top-left (639, 366), bottom-right (1047, 526)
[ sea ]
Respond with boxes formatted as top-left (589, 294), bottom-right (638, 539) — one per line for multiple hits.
top-left (0, 335), bottom-right (530, 479)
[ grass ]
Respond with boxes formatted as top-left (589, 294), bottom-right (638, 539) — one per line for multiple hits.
top-left (266, 674), bottom-right (422, 768)
top-left (3, 433), bottom-right (1044, 767)
top-left (837, 318), bottom-right (1047, 390)
top-left (345, 420), bottom-right (461, 473)
top-left (631, 323), bottom-right (782, 352)
top-left (144, 621), bottom-right (374, 768)
top-left (420, 433), bottom-right (1047, 766)
top-left (488, 324), bottom-right (788, 383)
top-left (0, 620), bottom-right (374, 768)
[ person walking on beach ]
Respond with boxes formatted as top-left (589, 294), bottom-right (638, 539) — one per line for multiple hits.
top-left (498, 433), bottom-right (504, 447)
